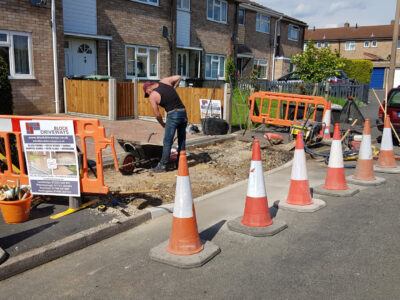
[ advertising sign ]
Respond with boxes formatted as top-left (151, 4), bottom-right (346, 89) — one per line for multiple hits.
top-left (199, 99), bottom-right (222, 118)
top-left (20, 120), bottom-right (80, 197)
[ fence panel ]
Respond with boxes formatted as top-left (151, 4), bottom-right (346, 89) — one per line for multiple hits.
top-left (65, 79), bottom-right (109, 116)
top-left (117, 82), bottom-right (135, 118)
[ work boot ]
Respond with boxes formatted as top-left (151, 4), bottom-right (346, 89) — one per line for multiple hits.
top-left (151, 163), bottom-right (166, 173)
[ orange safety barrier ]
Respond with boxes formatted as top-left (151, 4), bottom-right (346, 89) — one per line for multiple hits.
top-left (0, 115), bottom-right (119, 195)
top-left (248, 91), bottom-right (328, 127)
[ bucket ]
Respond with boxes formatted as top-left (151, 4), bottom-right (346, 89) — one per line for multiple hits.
top-left (0, 194), bottom-right (32, 224)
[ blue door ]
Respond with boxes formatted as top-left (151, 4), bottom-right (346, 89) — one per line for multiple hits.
top-left (370, 68), bottom-right (385, 89)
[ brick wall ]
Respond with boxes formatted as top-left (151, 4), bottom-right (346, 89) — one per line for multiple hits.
top-left (0, 0), bottom-right (65, 115)
top-left (279, 20), bottom-right (305, 58)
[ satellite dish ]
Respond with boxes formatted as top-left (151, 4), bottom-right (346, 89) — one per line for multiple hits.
top-left (29, 0), bottom-right (47, 7)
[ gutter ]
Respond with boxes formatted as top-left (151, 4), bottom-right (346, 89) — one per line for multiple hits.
top-left (51, 0), bottom-right (60, 114)
top-left (271, 16), bottom-right (283, 81)
top-left (238, 3), bottom-right (283, 18)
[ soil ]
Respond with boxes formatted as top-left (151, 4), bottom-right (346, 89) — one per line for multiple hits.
top-left (90, 138), bottom-right (292, 218)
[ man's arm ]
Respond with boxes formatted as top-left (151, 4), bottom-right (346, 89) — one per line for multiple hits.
top-left (160, 75), bottom-right (181, 89)
top-left (149, 92), bottom-right (165, 128)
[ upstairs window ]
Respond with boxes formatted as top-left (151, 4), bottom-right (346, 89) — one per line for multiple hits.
top-left (207, 0), bottom-right (227, 24)
top-left (288, 24), bottom-right (299, 41)
top-left (364, 41), bottom-right (370, 48)
top-left (372, 40), bottom-right (378, 47)
top-left (0, 31), bottom-right (33, 79)
top-left (316, 42), bottom-right (322, 48)
top-left (256, 14), bottom-right (270, 33)
top-left (238, 9), bottom-right (245, 25)
top-left (324, 42), bottom-right (329, 48)
top-left (205, 54), bottom-right (225, 79)
top-left (131, 0), bottom-right (158, 5)
top-left (345, 41), bottom-right (355, 51)
top-left (177, 0), bottom-right (190, 11)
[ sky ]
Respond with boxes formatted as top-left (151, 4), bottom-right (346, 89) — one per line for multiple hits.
top-left (256, 0), bottom-right (397, 29)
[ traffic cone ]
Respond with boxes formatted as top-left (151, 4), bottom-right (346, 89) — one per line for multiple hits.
top-left (278, 132), bottom-right (326, 212)
top-left (314, 123), bottom-right (360, 197)
top-left (228, 140), bottom-right (287, 236)
top-left (150, 151), bottom-right (220, 268)
top-left (377, 115), bottom-right (397, 168)
top-left (347, 119), bottom-right (386, 186)
top-left (319, 101), bottom-right (332, 140)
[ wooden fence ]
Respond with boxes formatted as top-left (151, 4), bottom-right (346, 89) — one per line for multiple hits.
top-left (117, 82), bottom-right (135, 118)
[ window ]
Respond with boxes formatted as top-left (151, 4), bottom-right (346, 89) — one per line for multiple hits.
top-left (0, 31), bottom-right (33, 79)
top-left (397, 40), bottom-right (400, 49)
top-left (345, 41), bottom-right (355, 51)
top-left (207, 0), bottom-right (227, 24)
top-left (205, 54), bottom-right (225, 79)
top-left (177, 0), bottom-right (190, 11)
top-left (256, 14), bottom-right (270, 33)
top-left (253, 58), bottom-right (268, 79)
top-left (364, 41), bottom-right (370, 48)
top-left (131, 0), bottom-right (158, 5)
top-left (238, 9), bottom-right (245, 25)
top-left (316, 42), bottom-right (322, 49)
top-left (125, 45), bottom-right (158, 79)
top-left (288, 25), bottom-right (299, 41)
top-left (372, 40), bottom-right (377, 47)
top-left (324, 42), bottom-right (329, 48)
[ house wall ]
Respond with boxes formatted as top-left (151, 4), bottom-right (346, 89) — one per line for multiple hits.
top-left (0, 0), bottom-right (65, 115)
top-left (279, 20), bottom-right (305, 58)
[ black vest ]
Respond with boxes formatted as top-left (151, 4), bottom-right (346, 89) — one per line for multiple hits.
top-left (154, 82), bottom-right (185, 112)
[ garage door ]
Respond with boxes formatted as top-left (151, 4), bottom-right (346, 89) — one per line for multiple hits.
top-left (370, 68), bottom-right (385, 89)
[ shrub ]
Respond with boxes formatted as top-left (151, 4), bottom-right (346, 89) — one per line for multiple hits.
top-left (342, 59), bottom-right (373, 84)
top-left (225, 57), bottom-right (237, 87)
top-left (0, 56), bottom-right (13, 114)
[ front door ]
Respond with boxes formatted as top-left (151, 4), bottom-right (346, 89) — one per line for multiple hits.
top-left (176, 50), bottom-right (189, 78)
top-left (65, 38), bottom-right (97, 76)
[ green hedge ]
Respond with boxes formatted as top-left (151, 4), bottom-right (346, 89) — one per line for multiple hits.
top-left (0, 56), bottom-right (13, 115)
top-left (342, 59), bottom-right (373, 84)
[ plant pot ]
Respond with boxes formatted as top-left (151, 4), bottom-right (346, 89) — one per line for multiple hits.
top-left (0, 194), bottom-right (32, 224)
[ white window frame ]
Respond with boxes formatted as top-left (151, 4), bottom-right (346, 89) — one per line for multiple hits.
top-left (0, 30), bottom-right (34, 79)
top-left (288, 24), bottom-right (299, 41)
top-left (371, 40), bottom-right (378, 48)
top-left (177, 0), bottom-right (190, 11)
top-left (345, 41), bottom-right (355, 51)
top-left (205, 54), bottom-right (225, 80)
top-left (316, 42), bottom-right (322, 49)
top-left (130, 0), bottom-right (159, 6)
top-left (364, 41), bottom-right (370, 48)
top-left (238, 9), bottom-right (245, 26)
top-left (397, 40), bottom-right (400, 49)
top-left (253, 58), bottom-right (268, 79)
top-left (207, 0), bottom-right (228, 24)
top-left (324, 42), bottom-right (329, 48)
top-left (256, 14), bottom-right (270, 34)
top-left (125, 45), bottom-right (159, 79)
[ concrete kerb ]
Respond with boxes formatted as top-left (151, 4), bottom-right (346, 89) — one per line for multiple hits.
top-left (0, 211), bottom-right (151, 281)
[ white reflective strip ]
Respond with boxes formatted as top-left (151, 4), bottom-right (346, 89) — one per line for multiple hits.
top-left (291, 149), bottom-right (308, 180)
top-left (0, 119), bottom-right (12, 132)
top-left (328, 140), bottom-right (344, 168)
top-left (381, 128), bottom-right (393, 151)
top-left (247, 160), bottom-right (267, 198)
top-left (359, 134), bottom-right (372, 160)
top-left (173, 176), bottom-right (193, 218)
top-left (322, 110), bottom-right (331, 127)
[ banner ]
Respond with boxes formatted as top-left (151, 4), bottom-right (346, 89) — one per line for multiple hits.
top-left (199, 99), bottom-right (222, 118)
top-left (21, 120), bottom-right (80, 197)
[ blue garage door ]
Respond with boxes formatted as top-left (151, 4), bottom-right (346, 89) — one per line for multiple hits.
top-left (370, 68), bottom-right (385, 89)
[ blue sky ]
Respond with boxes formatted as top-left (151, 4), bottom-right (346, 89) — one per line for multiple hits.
top-left (256, 0), bottom-right (397, 28)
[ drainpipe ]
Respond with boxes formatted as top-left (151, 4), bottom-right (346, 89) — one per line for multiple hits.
top-left (271, 16), bottom-right (282, 81)
top-left (51, 0), bottom-right (60, 113)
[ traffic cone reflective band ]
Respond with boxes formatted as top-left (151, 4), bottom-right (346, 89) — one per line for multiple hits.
top-left (286, 132), bottom-right (313, 206)
top-left (377, 115), bottom-right (397, 168)
top-left (353, 119), bottom-right (375, 180)
top-left (323, 123), bottom-right (348, 190)
top-left (241, 140), bottom-right (273, 227)
top-left (319, 101), bottom-right (332, 140)
top-left (166, 151), bottom-right (204, 255)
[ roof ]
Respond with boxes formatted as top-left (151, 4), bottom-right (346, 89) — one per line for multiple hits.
top-left (305, 24), bottom-right (399, 41)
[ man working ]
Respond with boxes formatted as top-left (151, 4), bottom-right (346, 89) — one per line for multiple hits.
top-left (143, 75), bottom-right (187, 173)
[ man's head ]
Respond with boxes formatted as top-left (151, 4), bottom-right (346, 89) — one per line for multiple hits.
top-left (143, 81), bottom-right (155, 98)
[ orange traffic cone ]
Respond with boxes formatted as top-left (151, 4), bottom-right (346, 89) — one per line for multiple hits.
top-left (166, 152), bottom-right (203, 255)
top-left (278, 132), bottom-right (326, 212)
top-left (314, 123), bottom-right (360, 197)
top-left (150, 151), bottom-right (220, 268)
top-left (228, 140), bottom-right (287, 236)
top-left (319, 101), bottom-right (332, 140)
top-left (377, 115), bottom-right (397, 168)
top-left (347, 119), bottom-right (386, 186)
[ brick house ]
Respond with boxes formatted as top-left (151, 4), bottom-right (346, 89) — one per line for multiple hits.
top-left (0, 0), bottom-right (306, 115)
top-left (305, 21), bottom-right (400, 90)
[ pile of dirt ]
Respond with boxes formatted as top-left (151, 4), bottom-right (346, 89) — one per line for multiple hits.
top-left (92, 138), bottom-right (292, 218)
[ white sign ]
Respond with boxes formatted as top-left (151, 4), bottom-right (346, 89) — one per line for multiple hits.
top-left (20, 120), bottom-right (80, 197)
top-left (199, 99), bottom-right (222, 119)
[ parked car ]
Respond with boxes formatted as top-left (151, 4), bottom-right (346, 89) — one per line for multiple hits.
top-left (377, 87), bottom-right (400, 133)
top-left (327, 70), bottom-right (355, 84)
top-left (276, 72), bottom-right (302, 83)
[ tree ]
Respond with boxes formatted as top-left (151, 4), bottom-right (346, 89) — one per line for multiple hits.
top-left (0, 56), bottom-right (13, 115)
top-left (225, 57), bottom-right (237, 87)
top-left (292, 40), bottom-right (345, 83)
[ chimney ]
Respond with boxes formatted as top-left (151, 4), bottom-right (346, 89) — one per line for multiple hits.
top-left (344, 22), bottom-right (350, 28)
top-left (313, 26), bottom-right (315, 31)
top-left (355, 23), bottom-right (358, 29)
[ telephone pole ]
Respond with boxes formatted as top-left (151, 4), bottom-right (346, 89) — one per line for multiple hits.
top-left (388, 0), bottom-right (400, 89)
